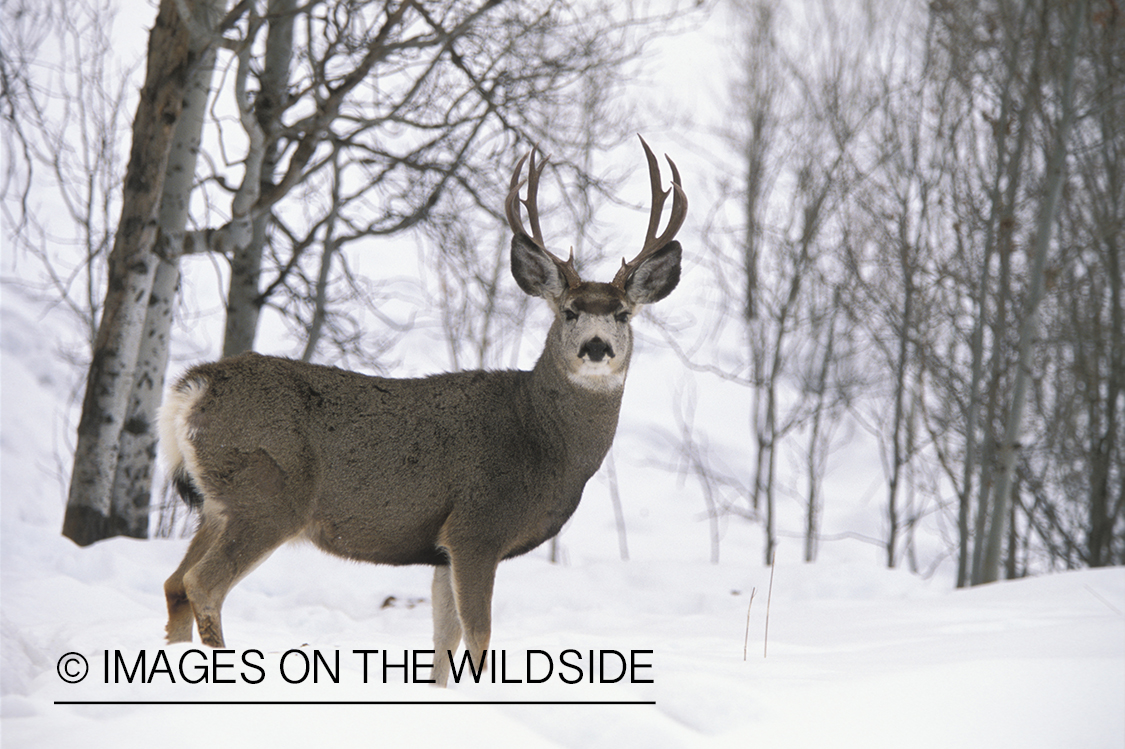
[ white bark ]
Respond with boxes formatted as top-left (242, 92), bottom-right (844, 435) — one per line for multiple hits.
top-left (111, 257), bottom-right (180, 533)
top-left (63, 0), bottom-right (197, 545)
top-left (980, 0), bottom-right (1086, 583)
top-left (109, 0), bottom-right (222, 538)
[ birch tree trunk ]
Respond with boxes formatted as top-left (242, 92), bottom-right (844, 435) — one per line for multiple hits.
top-left (954, 0), bottom-right (1035, 589)
top-left (110, 1), bottom-right (221, 536)
top-left (63, 0), bottom-right (198, 545)
top-left (979, 0), bottom-right (1087, 584)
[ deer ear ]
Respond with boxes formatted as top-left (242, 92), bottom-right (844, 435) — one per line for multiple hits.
top-left (623, 241), bottom-right (681, 304)
top-left (511, 235), bottom-right (568, 300)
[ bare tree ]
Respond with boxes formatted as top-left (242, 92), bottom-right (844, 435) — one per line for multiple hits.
top-left (705, 0), bottom-right (1122, 578)
top-left (727, 0), bottom-right (874, 565)
top-left (109, 0), bottom-right (227, 541)
top-left (208, 0), bottom-right (677, 362)
top-left (57, 0), bottom-right (232, 544)
top-left (904, 0), bottom-right (1119, 580)
top-left (1074, 5), bottom-right (1124, 567)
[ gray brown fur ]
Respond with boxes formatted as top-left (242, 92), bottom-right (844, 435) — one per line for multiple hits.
top-left (159, 140), bottom-right (685, 686)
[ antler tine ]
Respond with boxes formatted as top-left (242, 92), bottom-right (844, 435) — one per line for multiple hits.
top-left (613, 136), bottom-right (688, 289)
top-left (506, 153), bottom-right (530, 237)
top-left (505, 148), bottom-right (582, 288)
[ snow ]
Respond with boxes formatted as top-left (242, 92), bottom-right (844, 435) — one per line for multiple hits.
top-left (3, 285), bottom-right (1124, 748)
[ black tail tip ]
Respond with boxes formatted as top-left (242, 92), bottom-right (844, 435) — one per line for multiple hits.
top-left (172, 468), bottom-right (205, 509)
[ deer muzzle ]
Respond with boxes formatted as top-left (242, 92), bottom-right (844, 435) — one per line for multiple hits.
top-left (579, 337), bottom-right (614, 362)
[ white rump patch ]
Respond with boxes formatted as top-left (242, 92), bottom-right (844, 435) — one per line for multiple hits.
top-left (157, 377), bottom-right (208, 482)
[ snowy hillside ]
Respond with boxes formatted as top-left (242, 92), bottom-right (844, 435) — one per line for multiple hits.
top-left (3, 286), bottom-right (1124, 748)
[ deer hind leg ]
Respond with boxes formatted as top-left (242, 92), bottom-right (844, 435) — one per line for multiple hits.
top-left (167, 445), bottom-right (311, 647)
top-left (180, 510), bottom-right (291, 648)
top-left (445, 549), bottom-right (500, 682)
top-left (164, 515), bottom-right (221, 643)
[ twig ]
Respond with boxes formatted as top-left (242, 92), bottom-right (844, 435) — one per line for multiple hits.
top-left (743, 587), bottom-right (757, 661)
top-left (764, 549), bottom-right (776, 658)
top-left (1085, 585), bottom-right (1123, 616)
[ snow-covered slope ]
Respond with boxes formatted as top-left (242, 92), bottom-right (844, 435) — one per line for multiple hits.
top-left (2, 289), bottom-right (1123, 749)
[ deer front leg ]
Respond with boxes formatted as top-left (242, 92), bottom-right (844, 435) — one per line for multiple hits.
top-left (444, 549), bottom-right (499, 684)
top-left (430, 565), bottom-right (461, 687)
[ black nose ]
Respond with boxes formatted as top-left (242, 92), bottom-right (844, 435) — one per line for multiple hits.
top-left (579, 337), bottom-right (614, 362)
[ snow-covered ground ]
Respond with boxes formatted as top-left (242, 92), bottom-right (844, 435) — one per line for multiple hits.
top-left (3, 275), bottom-right (1124, 748)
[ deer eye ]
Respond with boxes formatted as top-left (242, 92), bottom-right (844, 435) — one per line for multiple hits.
top-left (563, 309), bottom-right (579, 322)
top-left (615, 310), bottom-right (630, 323)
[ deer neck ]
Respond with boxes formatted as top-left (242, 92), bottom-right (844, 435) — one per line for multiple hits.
top-left (527, 327), bottom-right (627, 478)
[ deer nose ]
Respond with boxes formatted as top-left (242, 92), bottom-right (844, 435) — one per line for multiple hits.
top-left (579, 337), bottom-right (614, 362)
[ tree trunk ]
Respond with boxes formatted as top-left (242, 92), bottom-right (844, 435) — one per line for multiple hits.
top-left (301, 149), bottom-right (342, 363)
top-left (63, 0), bottom-right (197, 545)
top-left (1087, 30), bottom-right (1123, 568)
top-left (110, 257), bottom-right (179, 535)
top-left (805, 292), bottom-right (838, 563)
top-left (961, 0), bottom-right (1038, 586)
top-left (760, 307), bottom-right (788, 567)
top-left (956, 29), bottom-right (1018, 584)
top-left (971, 98), bottom-right (1030, 582)
top-left (222, 0), bottom-right (295, 358)
top-left (109, 4), bottom-right (220, 538)
top-left (886, 247), bottom-right (913, 569)
top-left (737, 0), bottom-right (778, 517)
top-left (222, 220), bottom-right (267, 356)
top-left (1087, 222), bottom-right (1120, 568)
top-left (958, 232), bottom-right (985, 586)
top-left (980, 0), bottom-right (1086, 584)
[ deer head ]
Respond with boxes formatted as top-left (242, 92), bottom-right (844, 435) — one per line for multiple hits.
top-left (507, 136), bottom-right (687, 391)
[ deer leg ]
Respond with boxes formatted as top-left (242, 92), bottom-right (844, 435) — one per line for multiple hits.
top-left (164, 516), bottom-right (220, 643)
top-left (173, 446), bottom-right (310, 647)
top-left (181, 513), bottom-right (291, 648)
top-left (430, 565), bottom-right (462, 687)
top-left (447, 550), bottom-right (499, 679)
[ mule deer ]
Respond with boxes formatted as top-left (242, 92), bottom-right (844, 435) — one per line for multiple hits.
top-left (159, 136), bottom-right (686, 686)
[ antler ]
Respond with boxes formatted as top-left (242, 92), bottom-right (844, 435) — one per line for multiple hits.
top-left (612, 136), bottom-right (688, 289)
top-left (506, 149), bottom-right (582, 289)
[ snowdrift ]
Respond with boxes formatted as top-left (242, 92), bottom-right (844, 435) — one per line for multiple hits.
top-left (3, 289), bottom-right (1123, 749)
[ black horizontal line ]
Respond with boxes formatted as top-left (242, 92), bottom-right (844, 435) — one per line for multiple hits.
top-left (54, 700), bottom-right (656, 706)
